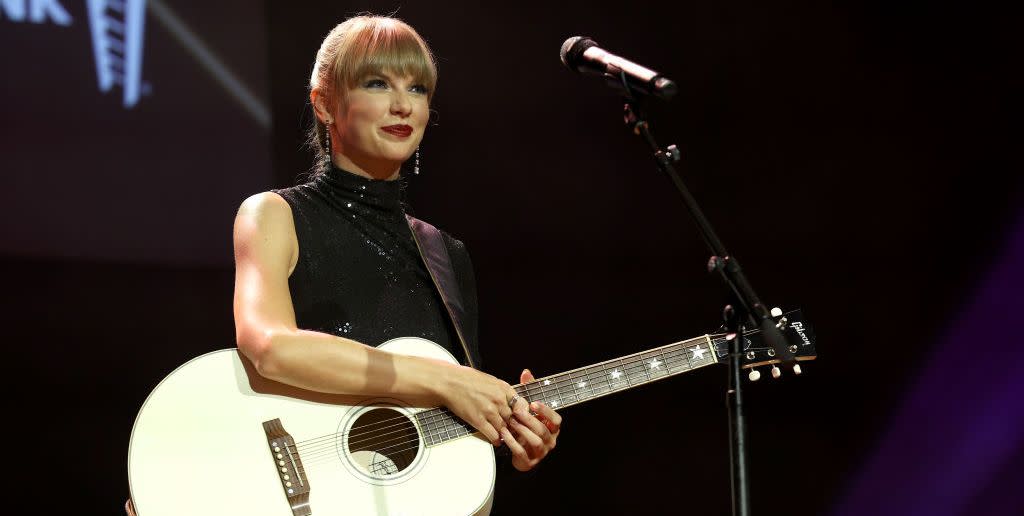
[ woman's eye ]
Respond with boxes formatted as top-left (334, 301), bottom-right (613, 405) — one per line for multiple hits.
top-left (364, 79), bottom-right (388, 89)
top-left (410, 84), bottom-right (429, 95)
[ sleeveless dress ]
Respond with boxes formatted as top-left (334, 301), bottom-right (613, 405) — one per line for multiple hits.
top-left (272, 164), bottom-right (481, 367)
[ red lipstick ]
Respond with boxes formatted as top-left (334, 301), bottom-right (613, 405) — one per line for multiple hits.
top-left (382, 125), bottom-right (413, 138)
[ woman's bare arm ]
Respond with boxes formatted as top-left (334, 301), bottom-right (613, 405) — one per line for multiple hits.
top-left (231, 192), bottom-right (513, 443)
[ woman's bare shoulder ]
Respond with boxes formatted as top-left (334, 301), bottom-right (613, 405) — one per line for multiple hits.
top-left (237, 191), bottom-right (291, 221)
top-left (234, 191), bottom-right (298, 270)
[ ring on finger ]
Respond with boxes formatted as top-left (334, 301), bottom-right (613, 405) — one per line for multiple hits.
top-left (507, 394), bottom-right (520, 410)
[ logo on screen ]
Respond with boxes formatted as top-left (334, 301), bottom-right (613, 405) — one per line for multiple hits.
top-left (0, 0), bottom-right (71, 25)
top-left (1, 0), bottom-right (148, 108)
top-left (87, 0), bottom-right (148, 108)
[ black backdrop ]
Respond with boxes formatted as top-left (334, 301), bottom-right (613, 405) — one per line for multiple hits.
top-left (3, 0), bottom-right (1020, 514)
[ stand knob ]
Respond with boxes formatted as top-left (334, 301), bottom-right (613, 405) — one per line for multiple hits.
top-left (748, 369), bottom-right (761, 381)
top-left (771, 365), bottom-right (782, 379)
top-left (793, 364), bottom-right (802, 375)
top-left (770, 307), bottom-right (783, 317)
top-left (667, 144), bottom-right (681, 162)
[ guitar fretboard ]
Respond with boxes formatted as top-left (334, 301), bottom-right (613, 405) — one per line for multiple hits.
top-left (416, 335), bottom-right (719, 446)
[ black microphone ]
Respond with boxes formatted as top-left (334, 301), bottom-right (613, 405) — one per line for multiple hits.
top-left (560, 36), bottom-right (677, 100)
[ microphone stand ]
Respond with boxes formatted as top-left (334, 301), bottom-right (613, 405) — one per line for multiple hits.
top-left (614, 73), bottom-right (795, 516)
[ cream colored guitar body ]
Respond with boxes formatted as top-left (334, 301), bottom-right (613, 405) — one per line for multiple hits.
top-left (128, 338), bottom-right (495, 516)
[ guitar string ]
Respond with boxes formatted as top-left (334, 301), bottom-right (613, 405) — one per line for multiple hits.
top-left (294, 353), bottom-right (701, 468)
top-left (290, 351), bottom-right (716, 475)
top-left (291, 346), bottom-right (703, 461)
top-left (281, 330), bottom-right (796, 478)
top-left (287, 335), bottom-right (716, 451)
top-left (291, 345), bottom-right (698, 457)
top-left (289, 339), bottom-right (711, 454)
top-left (290, 348), bottom-right (702, 465)
top-left (288, 354), bottom-right (720, 479)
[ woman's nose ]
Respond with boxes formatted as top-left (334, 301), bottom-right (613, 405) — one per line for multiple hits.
top-left (390, 91), bottom-right (412, 117)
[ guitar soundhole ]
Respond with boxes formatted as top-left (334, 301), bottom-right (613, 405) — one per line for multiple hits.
top-left (347, 407), bottom-right (420, 478)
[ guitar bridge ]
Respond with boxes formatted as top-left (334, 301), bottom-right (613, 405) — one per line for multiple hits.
top-left (263, 418), bottom-right (311, 516)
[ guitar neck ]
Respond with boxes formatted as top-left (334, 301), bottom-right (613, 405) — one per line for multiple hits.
top-left (416, 335), bottom-right (721, 446)
top-left (512, 335), bottom-right (718, 410)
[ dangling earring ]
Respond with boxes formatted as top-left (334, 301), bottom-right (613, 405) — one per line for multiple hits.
top-left (323, 121), bottom-right (332, 168)
top-left (414, 146), bottom-right (420, 175)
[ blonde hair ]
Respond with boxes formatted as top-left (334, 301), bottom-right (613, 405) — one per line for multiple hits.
top-left (308, 15), bottom-right (437, 175)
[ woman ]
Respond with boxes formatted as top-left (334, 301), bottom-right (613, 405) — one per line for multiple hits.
top-left (233, 14), bottom-right (560, 472)
top-left (124, 16), bottom-right (559, 516)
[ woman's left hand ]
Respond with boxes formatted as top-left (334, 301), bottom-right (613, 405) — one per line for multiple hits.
top-left (501, 368), bottom-right (563, 472)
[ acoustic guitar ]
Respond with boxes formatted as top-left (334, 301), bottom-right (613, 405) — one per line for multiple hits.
top-left (127, 310), bottom-right (815, 515)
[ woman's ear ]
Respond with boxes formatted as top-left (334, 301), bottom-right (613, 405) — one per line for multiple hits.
top-left (310, 88), bottom-right (332, 124)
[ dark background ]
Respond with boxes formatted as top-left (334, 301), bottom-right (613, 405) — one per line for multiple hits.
top-left (2, 0), bottom-right (1019, 514)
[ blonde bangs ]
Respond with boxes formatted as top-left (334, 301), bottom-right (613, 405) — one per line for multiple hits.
top-left (331, 17), bottom-right (437, 101)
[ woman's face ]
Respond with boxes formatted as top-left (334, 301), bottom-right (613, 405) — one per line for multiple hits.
top-left (330, 70), bottom-right (430, 179)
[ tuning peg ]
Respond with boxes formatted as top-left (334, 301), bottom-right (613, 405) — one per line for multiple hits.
top-left (771, 365), bottom-right (782, 379)
top-left (770, 307), bottom-right (783, 317)
top-left (748, 369), bottom-right (761, 381)
top-left (793, 364), bottom-right (802, 375)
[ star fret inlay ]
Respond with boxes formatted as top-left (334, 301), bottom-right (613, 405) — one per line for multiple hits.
top-left (690, 345), bottom-right (707, 360)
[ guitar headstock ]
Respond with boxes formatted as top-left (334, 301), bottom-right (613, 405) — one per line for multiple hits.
top-left (710, 309), bottom-right (817, 380)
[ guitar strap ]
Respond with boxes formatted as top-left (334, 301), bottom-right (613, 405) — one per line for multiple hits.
top-left (406, 215), bottom-right (481, 369)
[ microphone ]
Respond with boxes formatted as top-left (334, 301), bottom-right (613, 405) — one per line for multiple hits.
top-left (560, 36), bottom-right (677, 100)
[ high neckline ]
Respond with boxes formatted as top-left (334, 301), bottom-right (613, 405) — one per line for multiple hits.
top-left (313, 162), bottom-right (406, 216)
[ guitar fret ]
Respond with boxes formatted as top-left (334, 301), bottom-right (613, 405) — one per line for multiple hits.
top-left (624, 356), bottom-right (647, 385)
top-left (663, 347), bottom-right (685, 375)
top-left (556, 375), bottom-right (572, 406)
top-left (538, 379), bottom-right (553, 405)
top-left (423, 336), bottom-right (721, 446)
top-left (582, 367), bottom-right (599, 400)
top-left (567, 369), bottom-right (586, 404)
top-left (563, 374), bottom-right (577, 405)
top-left (582, 364), bottom-right (604, 396)
top-left (601, 363), bottom-right (619, 393)
top-left (648, 349), bottom-right (665, 379)
top-left (681, 344), bottom-right (695, 371)
top-left (423, 335), bottom-right (752, 451)
top-left (578, 369), bottom-right (590, 402)
top-left (424, 413), bottom-right (439, 444)
top-left (640, 350), bottom-right (655, 382)
top-left (669, 346), bottom-right (690, 373)
top-left (616, 358), bottom-right (631, 388)
top-left (443, 416), bottom-right (454, 441)
top-left (557, 374), bottom-right (573, 407)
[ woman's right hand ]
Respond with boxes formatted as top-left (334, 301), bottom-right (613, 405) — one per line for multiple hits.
top-left (437, 365), bottom-right (516, 446)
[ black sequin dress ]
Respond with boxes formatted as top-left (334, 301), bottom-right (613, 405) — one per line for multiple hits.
top-left (273, 164), bottom-right (479, 366)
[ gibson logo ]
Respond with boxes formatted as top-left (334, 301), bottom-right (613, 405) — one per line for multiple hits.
top-left (1, 0), bottom-right (149, 108)
top-left (790, 321), bottom-right (812, 346)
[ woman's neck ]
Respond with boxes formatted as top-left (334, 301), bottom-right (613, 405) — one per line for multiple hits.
top-left (331, 153), bottom-right (400, 181)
